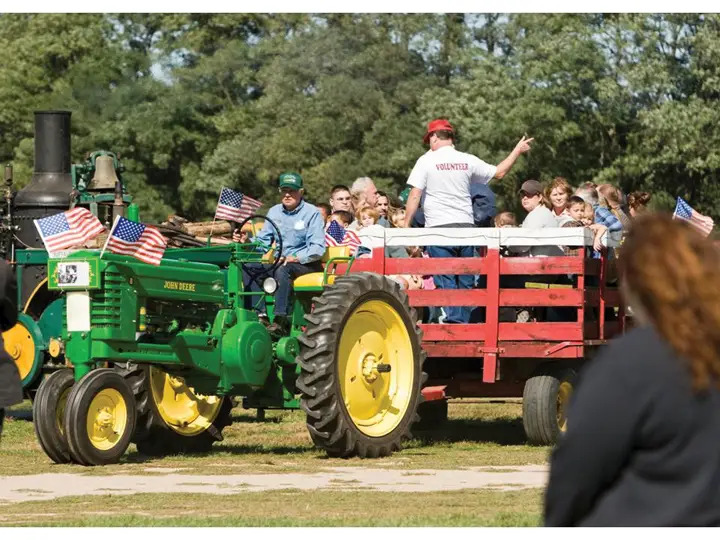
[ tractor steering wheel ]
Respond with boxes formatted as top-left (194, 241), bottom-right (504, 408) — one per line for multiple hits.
top-left (237, 214), bottom-right (284, 283)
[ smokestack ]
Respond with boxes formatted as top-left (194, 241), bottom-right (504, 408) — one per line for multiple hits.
top-left (15, 110), bottom-right (73, 204)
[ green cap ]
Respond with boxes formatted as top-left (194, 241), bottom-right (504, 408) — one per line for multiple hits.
top-left (398, 186), bottom-right (411, 205)
top-left (278, 172), bottom-right (303, 190)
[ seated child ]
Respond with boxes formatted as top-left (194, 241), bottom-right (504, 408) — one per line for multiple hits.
top-left (328, 210), bottom-right (354, 229)
top-left (581, 202), bottom-right (609, 254)
top-left (494, 211), bottom-right (517, 228)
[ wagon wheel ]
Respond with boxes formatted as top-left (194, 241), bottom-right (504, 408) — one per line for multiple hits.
top-left (63, 369), bottom-right (137, 466)
top-left (134, 366), bottom-right (232, 457)
top-left (522, 365), bottom-right (577, 445)
top-left (33, 369), bottom-right (74, 464)
top-left (297, 272), bottom-right (426, 458)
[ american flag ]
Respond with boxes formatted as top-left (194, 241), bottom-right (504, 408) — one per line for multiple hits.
top-left (673, 197), bottom-right (714, 237)
top-left (34, 207), bottom-right (106, 253)
top-left (325, 220), bottom-right (361, 255)
top-left (104, 217), bottom-right (167, 265)
top-left (214, 187), bottom-right (263, 223)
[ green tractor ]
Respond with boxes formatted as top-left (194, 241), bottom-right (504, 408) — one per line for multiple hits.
top-left (32, 218), bottom-right (426, 465)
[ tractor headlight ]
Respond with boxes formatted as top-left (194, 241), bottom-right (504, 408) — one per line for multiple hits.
top-left (263, 277), bottom-right (278, 294)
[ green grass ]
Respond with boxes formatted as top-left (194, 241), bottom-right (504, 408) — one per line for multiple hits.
top-left (1, 399), bottom-right (550, 476)
top-left (0, 489), bottom-right (543, 527)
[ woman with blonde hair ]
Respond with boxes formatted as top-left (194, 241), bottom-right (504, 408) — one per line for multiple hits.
top-left (597, 183), bottom-right (632, 229)
top-left (545, 213), bottom-right (720, 526)
top-left (544, 176), bottom-right (574, 224)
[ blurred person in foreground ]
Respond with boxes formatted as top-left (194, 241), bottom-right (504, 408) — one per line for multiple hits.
top-left (544, 213), bottom-right (720, 526)
top-left (0, 259), bottom-right (21, 442)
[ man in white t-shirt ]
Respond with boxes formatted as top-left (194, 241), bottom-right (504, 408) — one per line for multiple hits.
top-left (403, 118), bottom-right (533, 323)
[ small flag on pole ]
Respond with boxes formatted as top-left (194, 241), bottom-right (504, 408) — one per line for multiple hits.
top-left (34, 207), bottom-right (106, 253)
top-left (103, 217), bottom-right (167, 265)
top-left (214, 187), bottom-right (263, 223)
top-left (325, 220), bottom-right (361, 255)
top-left (673, 197), bottom-right (714, 237)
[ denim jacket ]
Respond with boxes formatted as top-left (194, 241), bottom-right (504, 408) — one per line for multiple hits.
top-left (256, 200), bottom-right (325, 264)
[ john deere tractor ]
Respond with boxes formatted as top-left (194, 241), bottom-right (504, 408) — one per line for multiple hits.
top-left (32, 218), bottom-right (426, 465)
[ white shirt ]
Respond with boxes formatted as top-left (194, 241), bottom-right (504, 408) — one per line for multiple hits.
top-left (407, 145), bottom-right (497, 227)
top-left (519, 205), bottom-right (564, 257)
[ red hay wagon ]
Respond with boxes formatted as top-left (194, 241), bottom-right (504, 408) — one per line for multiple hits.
top-left (343, 226), bottom-right (625, 445)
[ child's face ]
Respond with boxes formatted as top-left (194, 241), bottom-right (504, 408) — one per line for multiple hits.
top-left (581, 206), bottom-right (594, 226)
top-left (360, 214), bottom-right (374, 227)
top-left (568, 203), bottom-right (585, 222)
top-left (392, 211), bottom-right (405, 227)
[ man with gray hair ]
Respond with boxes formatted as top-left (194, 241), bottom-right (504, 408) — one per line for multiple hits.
top-left (574, 183), bottom-right (623, 233)
top-left (349, 176), bottom-right (389, 228)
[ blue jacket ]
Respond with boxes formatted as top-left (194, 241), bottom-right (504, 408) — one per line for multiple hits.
top-left (256, 200), bottom-right (325, 264)
top-left (471, 183), bottom-right (497, 227)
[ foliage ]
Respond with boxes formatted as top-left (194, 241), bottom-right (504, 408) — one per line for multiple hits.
top-left (2, 14), bottom-right (720, 221)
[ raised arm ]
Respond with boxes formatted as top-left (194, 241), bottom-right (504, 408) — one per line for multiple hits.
top-left (494, 136), bottom-right (534, 180)
top-left (404, 187), bottom-right (424, 228)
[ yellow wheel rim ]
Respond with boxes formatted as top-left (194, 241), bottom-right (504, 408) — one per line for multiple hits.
top-left (149, 367), bottom-right (223, 436)
top-left (3, 321), bottom-right (36, 381)
top-left (557, 381), bottom-right (573, 432)
top-left (338, 299), bottom-right (414, 438)
top-left (86, 388), bottom-right (128, 451)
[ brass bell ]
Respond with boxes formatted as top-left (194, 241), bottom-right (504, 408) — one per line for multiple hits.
top-left (87, 155), bottom-right (119, 190)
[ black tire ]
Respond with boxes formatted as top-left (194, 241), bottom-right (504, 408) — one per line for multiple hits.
top-left (134, 367), bottom-right (232, 457)
top-left (522, 365), bottom-right (577, 445)
top-left (112, 363), bottom-right (152, 443)
top-left (33, 369), bottom-right (75, 464)
top-left (415, 399), bottom-right (449, 430)
top-left (64, 369), bottom-right (137, 466)
top-left (297, 272), bottom-right (426, 458)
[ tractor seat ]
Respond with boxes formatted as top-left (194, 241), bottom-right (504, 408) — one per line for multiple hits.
top-left (293, 246), bottom-right (352, 289)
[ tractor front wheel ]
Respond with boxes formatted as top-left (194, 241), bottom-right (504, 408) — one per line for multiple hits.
top-left (134, 367), bottom-right (232, 457)
top-left (64, 369), bottom-right (136, 466)
top-left (297, 272), bottom-right (426, 458)
top-left (33, 369), bottom-right (74, 464)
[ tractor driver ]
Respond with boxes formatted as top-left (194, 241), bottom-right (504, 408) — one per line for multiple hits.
top-left (242, 172), bottom-right (325, 335)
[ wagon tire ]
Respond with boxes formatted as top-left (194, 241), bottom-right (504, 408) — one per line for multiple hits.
top-left (522, 365), bottom-right (576, 445)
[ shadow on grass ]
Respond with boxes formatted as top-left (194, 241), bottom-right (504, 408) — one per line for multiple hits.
top-left (414, 416), bottom-right (527, 446)
top-left (5, 409), bottom-right (33, 421)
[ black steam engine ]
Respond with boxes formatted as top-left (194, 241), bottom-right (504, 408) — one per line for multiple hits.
top-left (1, 110), bottom-right (134, 395)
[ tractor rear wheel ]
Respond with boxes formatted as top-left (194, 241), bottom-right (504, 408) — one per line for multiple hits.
top-left (522, 365), bottom-right (576, 445)
top-left (64, 369), bottom-right (137, 466)
top-left (297, 272), bottom-right (426, 458)
top-left (134, 367), bottom-right (232, 457)
top-left (33, 369), bottom-right (74, 464)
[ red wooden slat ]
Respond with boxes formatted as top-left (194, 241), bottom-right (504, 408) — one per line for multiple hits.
top-left (419, 323), bottom-right (487, 341)
top-left (421, 341), bottom-right (585, 359)
top-left (498, 322), bottom-right (584, 341)
top-left (500, 257), bottom-right (585, 275)
top-left (385, 257), bottom-right (488, 275)
top-left (407, 289), bottom-right (487, 307)
top-left (499, 288), bottom-right (584, 307)
top-left (484, 249), bottom-right (501, 382)
top-left (419, 322), bottom-right (584, 341)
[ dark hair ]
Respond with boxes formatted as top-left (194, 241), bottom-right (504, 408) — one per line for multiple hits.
top-left (434, 130), bottom-right (454, 141)
top-left (317, 202), bottom-right (331, 214)
top-left (330, 185), bottom-right (350, 196)
top-left (377, 190), bottom-right (388, 199)
top-left (331, 210), bottom-right (354, 225)
top-left (567, 195), bottom-right (585, 206)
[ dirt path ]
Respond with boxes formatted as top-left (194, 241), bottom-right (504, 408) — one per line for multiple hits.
top-left (0, 465), bottom-right (548, 503)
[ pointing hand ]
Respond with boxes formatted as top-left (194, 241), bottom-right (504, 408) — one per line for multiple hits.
top-left (514, 135), bottom-right (534, 154)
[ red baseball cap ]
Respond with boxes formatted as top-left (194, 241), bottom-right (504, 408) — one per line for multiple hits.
top-left (423, 118), bottom-right (454, 144)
